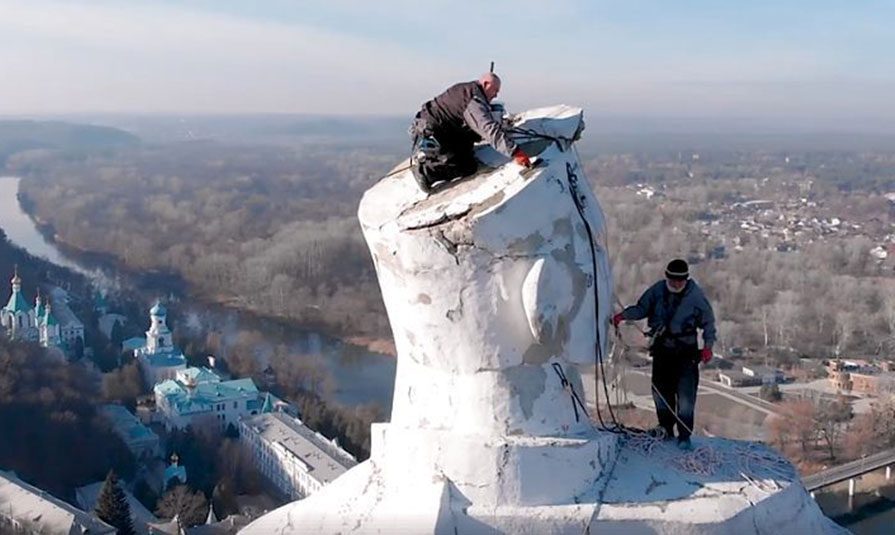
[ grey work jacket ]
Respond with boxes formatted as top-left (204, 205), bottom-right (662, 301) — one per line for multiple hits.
top-left (621, 279), bottom-right (717, 348)
top-left (415, 81), bottom-right (517, 157)
top-left (461, 88), bottom-right (517, 156)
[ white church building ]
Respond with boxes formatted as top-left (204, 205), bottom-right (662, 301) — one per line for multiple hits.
top-left (154, 366), bottom-right (262, 431)
top-left (133, 302), bottom-right (187, 386)
top-left (1, 269), bottom-right (83, 355)
top-left (1, 270), bottom-right (39, 343)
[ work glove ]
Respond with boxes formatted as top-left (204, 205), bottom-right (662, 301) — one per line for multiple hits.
top-left (700, 347), bottom-right (713, 364)
top-left (612, 312), bottom-right (624, 328)
top-left (513, 148), bottom-right (531, 167)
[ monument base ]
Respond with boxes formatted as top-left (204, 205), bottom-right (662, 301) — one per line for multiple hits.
top-left (240, 434), bottom-right (845, 534)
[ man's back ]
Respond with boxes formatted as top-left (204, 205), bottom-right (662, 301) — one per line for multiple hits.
top-left (419, 81), bottom-right (481, 140)
top-left (408, 72), bottom-right (526, 192)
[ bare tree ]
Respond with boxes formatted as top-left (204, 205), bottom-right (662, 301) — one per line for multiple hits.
top-left (102, 362), bottom-right (146, 407)
top-left (814, 397), bottom-right (852, 461)
top-left (832, 311), bottom-right (855, 357)
top-left (768, 400), bottom-right (817, 458)
top-left (156, 485), bottom-right (208, 527)
top-left (216, 439), bottom-right (261, 496)
top-left (771, 290), bottom-right (799, 348)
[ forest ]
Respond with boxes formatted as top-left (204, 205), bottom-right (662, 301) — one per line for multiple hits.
top-left (0, 120), bottom-right (138, 165)
top-left (601, 168), bottom-right (895, 362)
top-left (11, 140), bottom-right (397, 341)
top-left (0, 337), bottom-right (135, 498)
top-left (8, 133), bottom-right (895, 363)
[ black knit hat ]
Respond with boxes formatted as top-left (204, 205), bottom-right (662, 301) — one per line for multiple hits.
top-left (665, 258), bottom-right (689, 280)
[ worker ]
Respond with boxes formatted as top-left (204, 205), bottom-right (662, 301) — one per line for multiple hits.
top-left (612, 259), bottom-right (716, 451)
top-left (409, 72), bottom-right (531, 193)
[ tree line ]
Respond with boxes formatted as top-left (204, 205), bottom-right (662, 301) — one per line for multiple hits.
top-left (9, 141), bottom-right (895, 366)
top-left (11, 142), bottom-right (397, 341)
top-left (595, 158), bottom-right (895, 362)
top-left (0, 337), bottom-right (135, 498)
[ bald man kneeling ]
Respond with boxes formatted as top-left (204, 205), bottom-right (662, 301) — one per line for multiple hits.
top-left (409, 72), bottom-right (531, 194)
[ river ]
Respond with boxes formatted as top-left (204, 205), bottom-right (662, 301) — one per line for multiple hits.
top-left (0, 177), bottom-right (97, 276)
top-left (0, 175), bottom-right (395, 410)
top-left (812, 471), bottom-right (895, 534)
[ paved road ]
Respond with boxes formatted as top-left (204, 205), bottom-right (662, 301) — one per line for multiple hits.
top-left (625, 369), bottom-right (779, 416)
top-left (803, 449), bottom-right (895, 490)
top-left (698, 381), bottom-right (780, 415)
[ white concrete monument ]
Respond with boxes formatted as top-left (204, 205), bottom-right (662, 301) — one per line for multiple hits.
top-left (242, 106), bottom-right (845, 534)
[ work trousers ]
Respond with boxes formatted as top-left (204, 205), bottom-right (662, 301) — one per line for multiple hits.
top-left (650, 344), bottom-right (699, 440)
top-left (410, 117), bottom-right (478, 186)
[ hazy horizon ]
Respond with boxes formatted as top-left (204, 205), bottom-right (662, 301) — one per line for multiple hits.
top-left (5, 112), bottom-right (895, 139)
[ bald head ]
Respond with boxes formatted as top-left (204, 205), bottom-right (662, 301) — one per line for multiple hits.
top-left (478, 72), bottom-right (501, 102)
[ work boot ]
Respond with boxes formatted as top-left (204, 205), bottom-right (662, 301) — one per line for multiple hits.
top-left (677, 437), bottom-right (693, 451)
top-left (647, 426), bottom-right (673, 441)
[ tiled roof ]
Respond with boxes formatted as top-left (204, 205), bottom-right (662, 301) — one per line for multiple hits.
top-left (154, 368), bottom-right (259, 414)
top-left (178, 367), bottom-right (220, 385)
top-left (4, 289), bottom-right (30, 314)
top-left (146, 350), bottom-right (187, 368)
top-left (99, 404), bottom-right (158, 442)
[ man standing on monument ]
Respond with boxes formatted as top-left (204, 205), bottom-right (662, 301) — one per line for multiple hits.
top-left (612, 259), bottom-right (716, 450)
top-left (409, 72), bottom-right (532, 193)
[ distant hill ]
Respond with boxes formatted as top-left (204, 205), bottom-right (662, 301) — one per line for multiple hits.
top-left (65, 113), bottom-right (895, 154)
top-left (0, 120), bottom-right (140, 164)
top-left (66, 114), bottom-right (408, 148)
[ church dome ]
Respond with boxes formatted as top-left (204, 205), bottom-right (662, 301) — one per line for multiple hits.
top-left (150, 301), bottom-right (167, 317)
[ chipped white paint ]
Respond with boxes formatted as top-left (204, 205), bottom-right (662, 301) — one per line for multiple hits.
top-left (522, 257), bottom-right (575, 344)
top-left (241, 106), bottom-right (845, 534)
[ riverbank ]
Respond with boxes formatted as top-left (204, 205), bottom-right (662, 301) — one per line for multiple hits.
top-left (0, 175), bottom-right (397, 409)
top-left (14, 176), bottom-right (396, 358)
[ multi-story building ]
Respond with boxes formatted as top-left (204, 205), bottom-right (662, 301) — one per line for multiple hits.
top-left (825, 359), bottom-right (895, 394)
top-left (46, 287), bottom-right (84, 351)
top-left (0, 470), bottom-right (115, 534)
top-left (133, 302), bottom-right (187, 386)
top-left (98, 404), bottom-right (161, 460)
top-left (240, 411), bottom-right (357, 500)
top-left (154, 366), bottom-right (261, 431)
top-left (839, 371), bottom-right (895, 395)
top-left (828, 360), bottom-right (854, 391)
